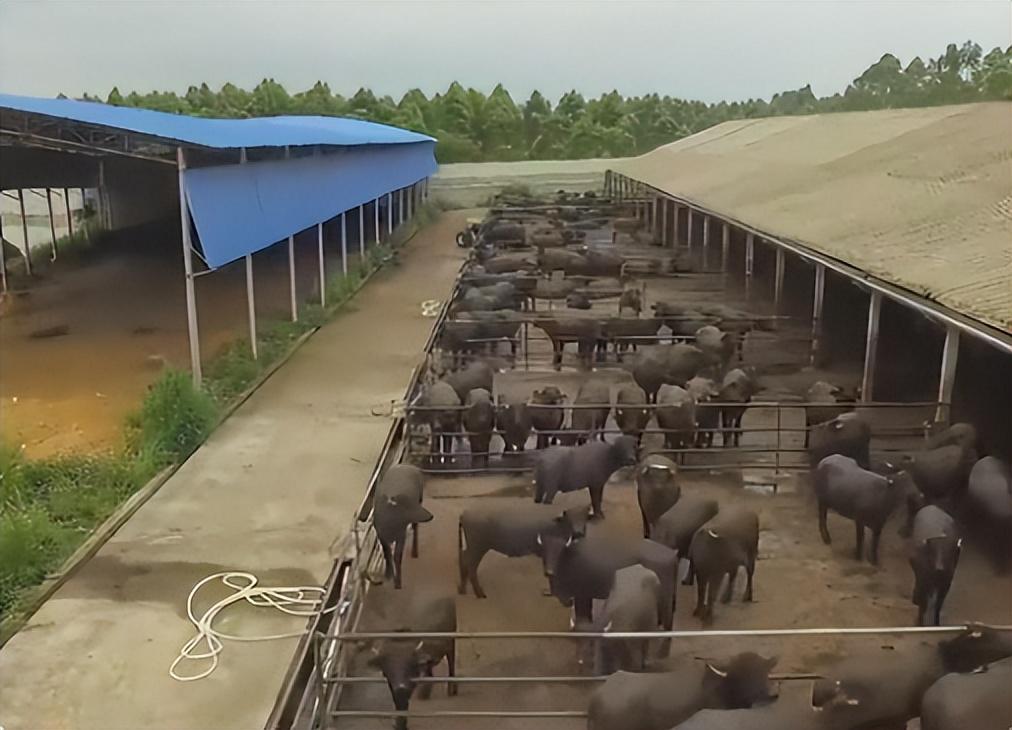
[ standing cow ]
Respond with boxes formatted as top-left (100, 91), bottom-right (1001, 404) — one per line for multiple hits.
top-left (366, 591), bottom-right (456, 730)
top-left (534, 436), bottom-right (639, 518)
top-left (570, 380), bottom-right (611, 444)
top-left (373, 465), bottom-right (433, 589)
top-left (965, 456), bottom-right (1012, 570)
top-left (496, 396), bottom-right (532, 453)
top-left (656, 384), bottom-right (696, 457)
top-left (814, 454), bottom-right (903, 566)
top-left (457, 503), bottom-right (588, 598)
top-left (463, 388), bottom-right (495, 468)
top-left (636, 454), bottom-right (681, 538)
top-left (615, 384), bottom-right (651, 445)
top-left (688, 506), bottom-right (759, 623)
top-left (718, 368), bottom-right (756, 448)
top-left (807, 412), bottom-right (872, 470)
top-left (909, 504), bottom-right (962, 626)
top-left (595, 565), bottom-right (662, 673)
top-left (530, 386), bottom-right (566, 449)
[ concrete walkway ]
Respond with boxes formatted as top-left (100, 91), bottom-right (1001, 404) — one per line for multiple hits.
top-left (0, 213), bottom-right (465, 730)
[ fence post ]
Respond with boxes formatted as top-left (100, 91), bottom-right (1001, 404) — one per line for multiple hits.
top-left (720, 222), bottom-right (729, 273)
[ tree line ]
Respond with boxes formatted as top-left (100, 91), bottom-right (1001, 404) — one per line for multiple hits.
top-left (77, 41), bottom-right (1011, 163)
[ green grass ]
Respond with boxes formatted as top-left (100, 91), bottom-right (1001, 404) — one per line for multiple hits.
top-left (0, 204), bottom-right (440, 627)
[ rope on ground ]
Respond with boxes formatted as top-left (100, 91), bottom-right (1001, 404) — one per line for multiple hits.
top-left (169, 571), bottom-right (336, 682)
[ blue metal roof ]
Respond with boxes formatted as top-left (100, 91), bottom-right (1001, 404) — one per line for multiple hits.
top-left (0, 92), bottom-right (434, 149)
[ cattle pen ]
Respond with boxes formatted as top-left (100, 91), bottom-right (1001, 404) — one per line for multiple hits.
top-left (266, 105), bottom-right (1012, 727)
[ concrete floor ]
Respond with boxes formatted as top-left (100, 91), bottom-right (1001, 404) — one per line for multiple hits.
top-left (0, 212), bottom-right (467, 730)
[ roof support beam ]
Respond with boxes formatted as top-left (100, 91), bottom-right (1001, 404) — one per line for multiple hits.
top-left (745, 233), bottom-right (755, 300)
top-left (284, 147), bottom-right (297, 323)
top-left (774, 248), bottom-right (786, 312)
top-left (17, 189), bottom-right (32, 276)
top-left (0, 211), bottom-right (8, 292)
top-left (177, 147), bottom-right (202, 386)
top-left (861, 291), bottom-right (882, 402)
top-left (359, 205), bottom-right (365, 258)
top-left (811, 263), bottom-right (826, 367)
top-left (317, 222), bottom-right (325, 309)
top-left (340, 212), bottom-right (348, 277)
top-left (46, 188), bottom-right (58, 261)
top-left (721, 221), bottom-right (730, 273)
top-left (936, 326), bottom-right (960, 423)
top-left (702, 215), bottom-right (711, 270)
top-left (239, 148), bottom-right (258, 360)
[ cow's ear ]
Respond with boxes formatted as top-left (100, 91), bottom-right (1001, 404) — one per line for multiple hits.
top-left (764, 655), bottom-right (779, 670)
top-left (705, 662), bottom-right (729, 678)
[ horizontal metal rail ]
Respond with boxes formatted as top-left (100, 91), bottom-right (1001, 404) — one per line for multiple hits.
top-left (330, 623), bottom-right (1012, 642)
top-left (324, 672), bottom-right (822, 685)
top-left (407, 400), bottom-right (940, 411)
top-left (332, 709), bottom-right (587, 719)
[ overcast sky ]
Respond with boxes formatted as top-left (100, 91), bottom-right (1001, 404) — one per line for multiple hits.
top-left (1, 1), bottom-right (1009, 104)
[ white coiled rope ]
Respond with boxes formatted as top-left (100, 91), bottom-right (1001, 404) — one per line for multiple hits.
top-left (169, 571), bottom-right (336, 682)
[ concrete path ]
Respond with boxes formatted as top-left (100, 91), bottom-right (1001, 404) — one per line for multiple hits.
top-left (0, 213), bottom-right (465, 730)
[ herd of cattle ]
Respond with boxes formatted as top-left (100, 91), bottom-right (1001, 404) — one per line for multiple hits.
top-left (356, 194), bottom-right (1012, 730)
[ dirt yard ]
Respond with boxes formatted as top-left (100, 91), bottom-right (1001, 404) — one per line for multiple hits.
top-left (0, 218), bottom-right (373, 456)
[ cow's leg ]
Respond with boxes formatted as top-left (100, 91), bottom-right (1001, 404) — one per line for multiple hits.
top-left (854, 522), bottom-right (866, 563)
top-left (704, 575), bottom-right (722, 623)
top-left (870, 525), bottom-right (883, 566)
top-left (393, 539), bottom-right (406, 590)
top-left (469, 548), bottom-right (488, 599)
top-left (411, 522), bottom-right (420, 558)
top-left (380, 539), bottom-right (394, 581)
top-left (640, 508), bottom-right (651, 539)
top-left (457, 525), bottom-right (469, 595)
top-left (446, 642), bottom-right (458, 696)
top-left (589, 485), bottom-right (605, 520)
top-left (721, 568), bottom-right (736, 603)
top-left (818, 502), bottom-right (831, 544)
top-left (553, 342), bottom-right (563, 371)
top-left (693, 574), bottom-right (706, 617)
top-left (417, 662), bottom-right (434, 700)
top-left (575, 596), bottom-right (593, 625)
top-left (934, 577), bottom-right (953, 626)
top-left (744, 551), bottom-right (756, 602)
top-left (683, 558), bottom-right (696, 586)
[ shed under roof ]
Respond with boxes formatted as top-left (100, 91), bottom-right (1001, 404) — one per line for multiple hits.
top-left (612, 102), bottom-right (1012, 335)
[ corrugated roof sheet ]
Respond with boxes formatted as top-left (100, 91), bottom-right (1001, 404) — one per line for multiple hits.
top-left (613, 102), bottom-right (1012, 334)
top-left (0, 92), bottom-right (435, 148)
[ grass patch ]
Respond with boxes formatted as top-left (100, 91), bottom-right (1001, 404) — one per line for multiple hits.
top-left (0, 203), bottom-right (440, 628)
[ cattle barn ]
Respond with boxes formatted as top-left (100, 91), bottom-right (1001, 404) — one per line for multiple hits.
top-left (0, 93), bottom-right (436, 421)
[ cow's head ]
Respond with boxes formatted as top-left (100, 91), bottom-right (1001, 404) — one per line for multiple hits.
top-left (811, 678), bottom-right (862, 713)
top-left (367, 638), bottom-right (436, 729)
top-left (386, 494), bottom-right (433, 525)
top-left (939, 623), bottom-right (1012, 672)
top-left (703, 652), bottom-right (779, 708)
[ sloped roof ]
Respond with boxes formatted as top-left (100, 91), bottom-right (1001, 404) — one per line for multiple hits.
top-left (613, 102), bottom-right (1012, 334)
top-left (0, 92), bottom-right (434, 149)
